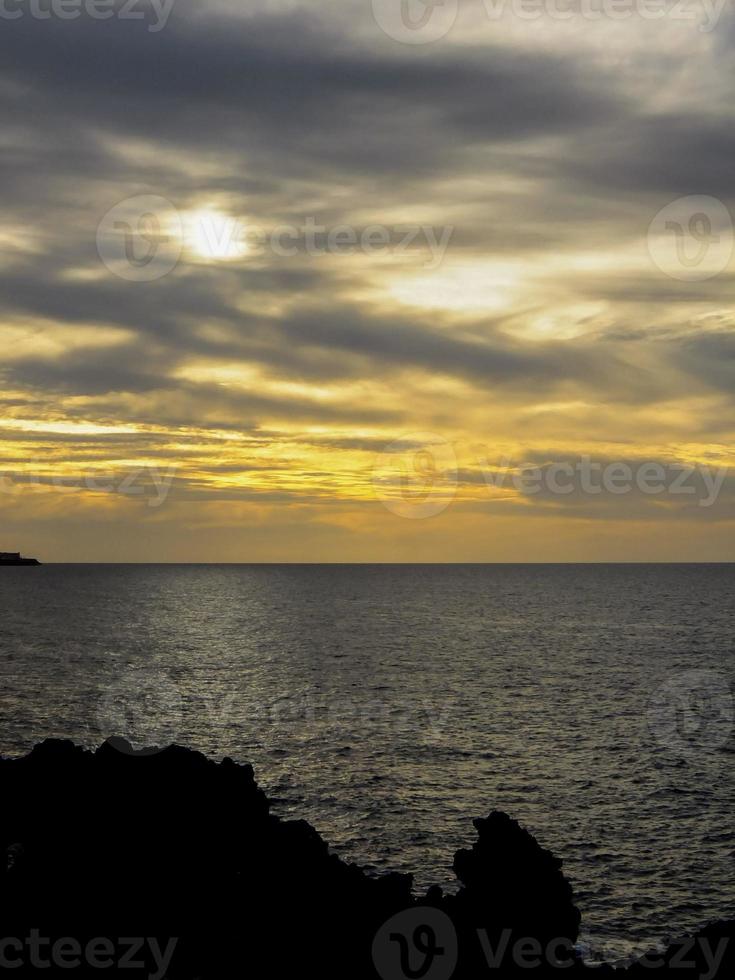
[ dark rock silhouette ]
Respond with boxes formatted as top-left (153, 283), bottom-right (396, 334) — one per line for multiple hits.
top-left (0, 740), bottom-right (731, 978)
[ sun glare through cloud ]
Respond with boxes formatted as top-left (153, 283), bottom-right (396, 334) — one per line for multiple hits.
top-left (185, 209), bottom-right (250, 261)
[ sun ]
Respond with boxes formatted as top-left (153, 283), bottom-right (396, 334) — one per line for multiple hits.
top-left (185, 209), bottom-right (248, 261)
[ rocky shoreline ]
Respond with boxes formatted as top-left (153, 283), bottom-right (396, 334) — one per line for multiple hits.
top-left (0, 740), bottom-right (731, 978)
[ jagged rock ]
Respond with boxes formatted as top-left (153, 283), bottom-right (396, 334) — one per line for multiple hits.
top-left (0, 741), bottom-right (728, 978)
top-left (452, 811), bottom-right (581, 941)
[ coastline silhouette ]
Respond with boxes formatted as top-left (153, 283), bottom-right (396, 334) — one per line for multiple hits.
top-left (0, 740), bottom-right (731, 977)
top-left (0, 552), bottom-right (40, 566)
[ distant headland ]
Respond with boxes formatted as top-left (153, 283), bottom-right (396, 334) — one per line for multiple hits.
top-left (0, 551), bottom-right (40, 566)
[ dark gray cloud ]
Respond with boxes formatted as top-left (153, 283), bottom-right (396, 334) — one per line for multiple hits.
top-left (0, 3), bottom-right (629, 190)
top-left (565, 113), bottom-right (735, 202)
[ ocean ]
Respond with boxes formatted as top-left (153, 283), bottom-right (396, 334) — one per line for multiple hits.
top-left (1, 563), bottom-right (733, 963)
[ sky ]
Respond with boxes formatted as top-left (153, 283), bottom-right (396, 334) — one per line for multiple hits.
top-left (0, 0), bottom-right (733, 562)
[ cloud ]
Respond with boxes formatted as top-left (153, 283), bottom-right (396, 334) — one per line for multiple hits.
top-left (0, 2), bottom-right (733, 558)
